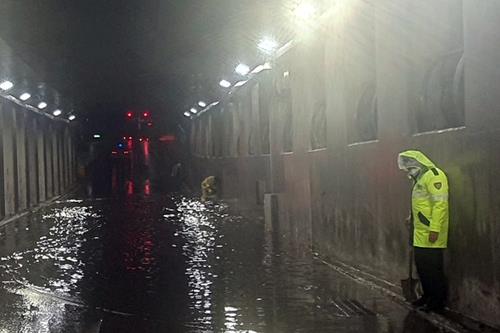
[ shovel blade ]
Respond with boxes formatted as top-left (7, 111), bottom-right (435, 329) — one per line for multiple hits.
top-left (401, 277), bottom-right (419, 302)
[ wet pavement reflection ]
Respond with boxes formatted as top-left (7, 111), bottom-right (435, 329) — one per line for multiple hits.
top-left (0, 146), bottom-right (461, 332)
top-left (0, 194), bottom-right (455, 333)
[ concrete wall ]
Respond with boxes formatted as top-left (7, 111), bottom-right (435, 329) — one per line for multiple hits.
top-left (0, 98), bottom-right (76, 222)
top-left (189, 0), bottom-right (500, 328)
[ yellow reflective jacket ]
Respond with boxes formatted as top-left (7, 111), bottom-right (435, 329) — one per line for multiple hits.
top-left (399, 151), bottom-right (449, 248)
top-left (201, 176), bottom-right (217, 200)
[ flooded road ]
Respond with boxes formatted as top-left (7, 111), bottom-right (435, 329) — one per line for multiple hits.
top-left (0, 194), bottom-right (454, 333)
top-left (0, 143), bottom-right (464, 332)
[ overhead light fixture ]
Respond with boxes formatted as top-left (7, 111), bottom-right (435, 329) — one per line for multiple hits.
top-left (235, 63), bottom-right (250, 76)
top-left (294, 2), bottom-right (316, 20)
top-left (198, 101), bottom-right (207, 108)
top-left (52, 109), bottom-right (62, 116)
top-left (93, 134), bottom-right (101, 139)
top-left (234, 80), bottom-right (248, 87)
top-left (0, 80), bottom-right (14, 91)
top-left (19, 93), bottom-right (31, 101)
top-left (183, 112), bottom-right (191, 117)
top-left (219, 79), bottom-right (231, 88)
top-left (190, 108), bottom-right (198, 114)
top-left (68, 115), bottom-right (76, 121)
top-left (258, 37), bottom-right (278, 54)
top-left (38, 102), bottom-right (48, 109)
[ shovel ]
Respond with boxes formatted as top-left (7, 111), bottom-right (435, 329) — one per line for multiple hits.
top-left (401, 246), bottom-right (419, 302)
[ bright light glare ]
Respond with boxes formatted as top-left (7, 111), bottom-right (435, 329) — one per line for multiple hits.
top-left (235, 63), bottom-right (250, 76)
top-left (251, 62), bottom-right (273, 74)
top-left (219, 79), bottom-right (231, 88)
top-left (19, 93), bottom-right (31, 101)
top-left (234, 80), bottom-right (248, 87)
top-left (258, 37), bottom-right (278, 54)
top-left (183, 112), bottom-right (191, 117)
top-left (68, 115), bottom-right (76, 121)
top-left (190, 108), bottom-right (198, 114)
top-left (52, 109), bottom-right (62, 116)
top-left (0, 81), bottom-right (14, 91)
top-left (93, 134), bottom-right (101, 139)
top-left (198, 101), bottom-right (206, 108)
top-left (294, 2), bottom-right (316, 19)
top-left (38, 102), bottom-right (47, 109)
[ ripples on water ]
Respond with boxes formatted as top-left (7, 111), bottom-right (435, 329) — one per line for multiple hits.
top-left (0, 203), bottom-right (102, 299)
top-left (0, 196), bottom-right (430, 333)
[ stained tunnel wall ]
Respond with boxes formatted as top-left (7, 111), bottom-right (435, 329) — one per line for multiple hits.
top-left (189, 0), bottom-right (500, 328)
top-left (0, 99), bottom-right (76, 223)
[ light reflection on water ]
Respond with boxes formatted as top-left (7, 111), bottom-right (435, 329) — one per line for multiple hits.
top-left (0, 205), bottom-right (102, 299)
top-left (0, 196), bottom-right (442, 333)
top-left (174, 198), bottom-right (217, 330)
top-left (173, 198), bottom-right (261, 333)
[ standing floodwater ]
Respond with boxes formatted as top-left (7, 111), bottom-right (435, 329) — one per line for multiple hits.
top-left (0, 139), bottom-right (460, 333)
top-left (0, 190), bottom-right (454, 332)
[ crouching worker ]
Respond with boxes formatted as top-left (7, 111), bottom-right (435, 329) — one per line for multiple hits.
top-left (398, 150), bottom-right (449, 313)
top-left (201, 176), bottom-right (218, 202)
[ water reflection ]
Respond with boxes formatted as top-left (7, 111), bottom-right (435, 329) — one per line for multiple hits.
top-left (174, 198), bottom-right (216, 330)
top-left (0, 205), bottom-right (101, 298)
top-left (0, 195), bottom-right (450, 332)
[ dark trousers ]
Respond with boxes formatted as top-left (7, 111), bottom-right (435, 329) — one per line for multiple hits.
top-left (414, 247), bottom-right (447, 308)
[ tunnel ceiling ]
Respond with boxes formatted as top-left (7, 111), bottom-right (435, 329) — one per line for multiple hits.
top-left (0, 0), bottom-right (295, 119)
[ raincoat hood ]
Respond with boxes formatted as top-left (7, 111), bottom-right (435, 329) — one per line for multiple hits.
top-left (398, 150), bottom-right (437, 170)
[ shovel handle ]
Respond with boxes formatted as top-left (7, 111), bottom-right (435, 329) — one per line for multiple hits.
top-left (408, 247), bottom-right (414, 277)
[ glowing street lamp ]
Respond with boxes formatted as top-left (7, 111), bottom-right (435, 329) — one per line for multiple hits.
top-left (68, 115), bottom-right (76, 121)
top-left (258, 37), bottom-right (278, 54)
top-left (190, 108), bottom-right (198, 114)
top-left (0, 80), bottom-right (14, 91)
top-left (219, 79), bottom-right (231, 88)
top-left (19, 93), bottom-right (31, 101)
top-left (198, 101), bottom-right (207, 108)
top-left (235, 63), bottom-right (250, 76)
top-left (52, 109), bottom-right (62, 116)
top-left (38, 102), bottom-right (48, 109)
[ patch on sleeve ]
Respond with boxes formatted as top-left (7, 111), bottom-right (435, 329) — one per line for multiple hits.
top-left (434, 182), bottom-right (442, 190)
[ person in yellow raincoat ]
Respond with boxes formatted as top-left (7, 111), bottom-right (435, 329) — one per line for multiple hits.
top-left (398, 150), bottom-right (449, 313)
top-left (201, 176), bottom-right (218, 202)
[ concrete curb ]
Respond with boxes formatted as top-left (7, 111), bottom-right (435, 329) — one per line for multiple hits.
top-left (316, 254), bottom-right (500, 333)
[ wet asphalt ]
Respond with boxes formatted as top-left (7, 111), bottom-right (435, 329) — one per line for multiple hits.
top-left (0, 142), bottom-right (463, 332)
